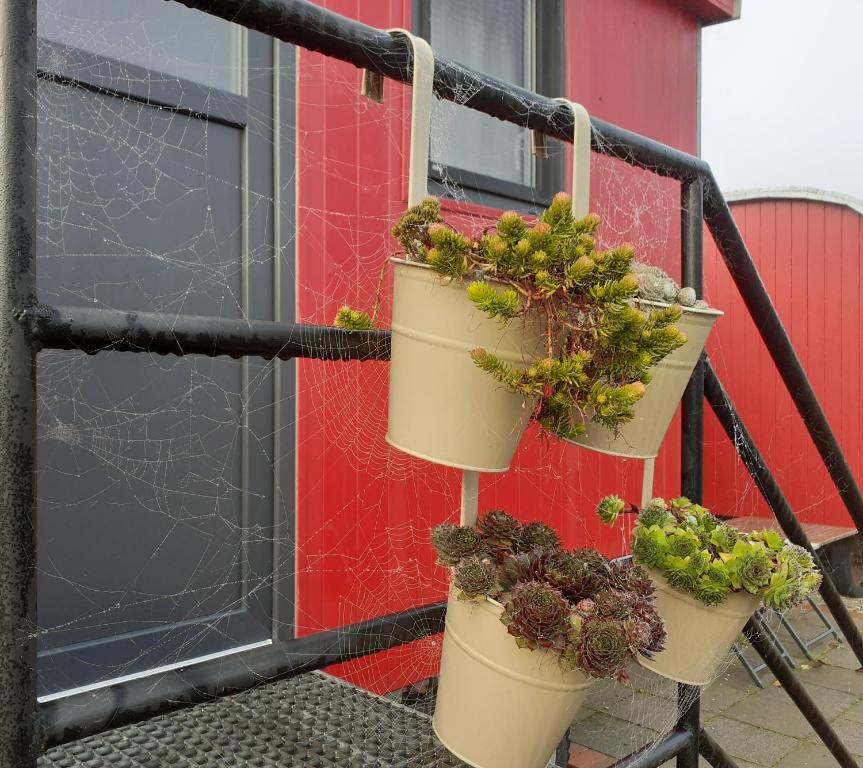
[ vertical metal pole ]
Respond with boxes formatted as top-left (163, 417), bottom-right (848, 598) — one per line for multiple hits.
top-left (681, 176), bottom-right (704, 502)
top-left (698, 728), bottom-right (742, 768)
top-left (677, 177), bottom-right (704, 768)
top-left (0, 1), bottom-right (39, 766)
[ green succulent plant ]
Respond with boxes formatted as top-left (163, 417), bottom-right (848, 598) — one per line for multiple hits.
top-left (631, 525), bottom-right (668, 569)
top-left (724, 540), bottom-right (773, 593)
top-left (517, 521), bottom-right (561, 552)
top-left (571, 616), bottom-right (633, 680)
top-left (430, 523), bottom-right (485, 567)
top-left (638, 498), bottom-right (675, 528)
top-left (333, 305), bottom-right (375, 331)
top-left (710, 524), bottom-right (740, 551)
top-left (597, 496), bottom-right (822, 610)
top-left (597, 495), bottom-right (626, 525)
top-left (431, 509), bottom-right (665, 680)
top-left (453, 556), bottom-right (498, 601)
top-left (336, 194), bottom-right (690, 441)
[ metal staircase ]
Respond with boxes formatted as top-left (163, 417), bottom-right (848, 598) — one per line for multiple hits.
top-left (2, 1), bottom-right (862, 766)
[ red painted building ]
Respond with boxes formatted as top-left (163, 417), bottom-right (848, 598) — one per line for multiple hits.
top-left (292, 0), bottom-right (739, 690)
top-left (703, 188), bottom-right (863, 531)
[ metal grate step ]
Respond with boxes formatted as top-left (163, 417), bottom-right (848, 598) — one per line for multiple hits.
top-left (39, 672), bottom-right (469, 768)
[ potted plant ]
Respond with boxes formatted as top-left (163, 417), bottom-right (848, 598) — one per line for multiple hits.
top-left (429, 509), bottom-right (666, 768)
top-left (336, 194), bottom-right (688, 472)
top-left (596, 495), bottom-right (821, 685)
top-left (566, 263), bottom-right (723, 459)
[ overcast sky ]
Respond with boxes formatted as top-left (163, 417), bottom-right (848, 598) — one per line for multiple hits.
top-left (701, 0), bottom-right (863, 200)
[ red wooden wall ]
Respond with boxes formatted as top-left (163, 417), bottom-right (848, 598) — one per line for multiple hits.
top-left (703, 195), bottom-right (863, 530)
top-left (294, 0), bottom-right (725, 691)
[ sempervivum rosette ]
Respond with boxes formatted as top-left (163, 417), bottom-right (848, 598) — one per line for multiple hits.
top-left (501, 581), bottom-right (570, 651)
top-left (453, 556), bottom-right (499, 601)
top-left (431, 523), bottom-right (486, 567)
top-left (516, 521), bottom-right (561, 553)
top-left (571, 616), bottom-right (632, 680)
top-left (477, 509), bottom-right (521, 554)
top-left (430, 508), bottom-right (666, 680)
top-left (596, 495), bottom-right (822, 611)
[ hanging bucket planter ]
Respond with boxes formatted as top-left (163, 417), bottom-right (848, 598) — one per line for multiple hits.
top-left (567, 301), bottom-right (723, 459)
top-left (595, 496), bottom-right (822, 687)
top-left (637, 568), bottom-right (759, 686)
top-left (433, 591), bottom-right (594, 768)
top-left (386, 258), bottom-right (545, 472)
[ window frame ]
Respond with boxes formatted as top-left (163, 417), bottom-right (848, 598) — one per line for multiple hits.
top-left (415, 0), bottom-right (565, 211)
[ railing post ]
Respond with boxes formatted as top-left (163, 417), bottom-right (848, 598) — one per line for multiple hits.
top-left (677, 177), bottom-right (704, 768)
top-left (681, 176), bottom-right (704, 501)
top-left (0, 0), bottom-right (39, 766)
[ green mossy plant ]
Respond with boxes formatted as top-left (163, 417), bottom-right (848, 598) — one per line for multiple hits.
top-left (335, 194), bottom-right (689, 440)
top-left (431, 510), bottom-right (666, 681)
top-left (597, 496), bottom-right (821, 610)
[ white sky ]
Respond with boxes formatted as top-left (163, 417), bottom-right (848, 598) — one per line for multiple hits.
top-left (701, 0), bottom-right (863, 200)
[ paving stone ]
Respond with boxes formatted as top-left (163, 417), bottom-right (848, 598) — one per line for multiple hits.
top-left (572, 704), bottom-right (596, 725)
top-left (624, 664), bottom-right (677, 700)
top-left (584, 679), bottom-right (639, 710)
top-left (658, 756), bottom-right (762, 768)
top-left (821, 643), bottom-right (863, 672)
top-left (701, 680), bottom-right (752, 713)
top-left (722, 691), bottom-right (814, 739)
top-left (807, 717), bottom-right (863, 757)
top-left (797, 662), bottom-right (863, 696)
top-left (838, 696), bottom-right (863, 724)
top-left (713, 654), bottom-right (771, 691)
top-left (776, 742), bottom-right (839, 767)
top-left (716, 676), bottom-right (859, 742)
top-left (761, 679), bottom-right (859, 719)
top-left (603, 691), bottom-right (675, 731)
top-left (705, 716), bottom-right (799, 766)
top-left (569, 712), bottom-right (659, 759)
top-left (658, 759), bottom-right (761, 768)
top-left (568, 744), bottom-right (615, 768)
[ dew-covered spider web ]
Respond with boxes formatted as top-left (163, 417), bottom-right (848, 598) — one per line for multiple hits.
top-left (30, 1), bottom-right (838, 765)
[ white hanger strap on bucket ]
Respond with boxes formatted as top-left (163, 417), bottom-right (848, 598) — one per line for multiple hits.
top-left (390, 29), bottom-right (435, 207)
top-left (359, 29), bottom-right (434, 206)
top-left (553, 98), bottom-right (591, 219)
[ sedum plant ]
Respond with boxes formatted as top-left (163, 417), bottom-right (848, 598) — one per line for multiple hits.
top-left (596, 496), bottom-right (821, 610)
top-left (431, 510), bottom-right (666, 681)
top-left (336, 194), bottom-right (689, 440)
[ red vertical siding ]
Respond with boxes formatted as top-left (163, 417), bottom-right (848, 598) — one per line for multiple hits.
top-left (704, 197), bottom-right (863, 529)
top-left (295, 0), bottom-right (705, 691)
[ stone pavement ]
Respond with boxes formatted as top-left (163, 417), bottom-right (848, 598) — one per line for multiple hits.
top-left (568, 599), bottom-right (863, 768)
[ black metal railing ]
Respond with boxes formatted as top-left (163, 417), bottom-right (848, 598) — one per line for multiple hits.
top-left (1, 1), bottom-right (861, 767)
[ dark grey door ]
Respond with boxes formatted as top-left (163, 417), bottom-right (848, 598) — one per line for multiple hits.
top-left (35, 1), bottom-right (295, 698)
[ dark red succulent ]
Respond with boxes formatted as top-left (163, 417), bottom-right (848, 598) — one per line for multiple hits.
top-left (500, 581), bottom-right (570, 651)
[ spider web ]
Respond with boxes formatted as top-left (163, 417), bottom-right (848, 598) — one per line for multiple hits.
top-left (29, 0), bottom-right (806, 764)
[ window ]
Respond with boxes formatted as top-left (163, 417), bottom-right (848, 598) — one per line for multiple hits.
top-left (38, 0), bottom-right (243, 93)
top-left (418, 0), bottom-right (564, 208)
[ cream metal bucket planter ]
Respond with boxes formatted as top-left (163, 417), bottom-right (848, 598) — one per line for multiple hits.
top-left (637, 569), bottom-right (761, 686)
top-left (386, 258), bottom-right (545, 472)
top-left (433, 591), bottom-right (593, 768)
top-left (378, 28), bottom-right (545, 472)
top-left (568, 302), bottom-right (723, 459)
